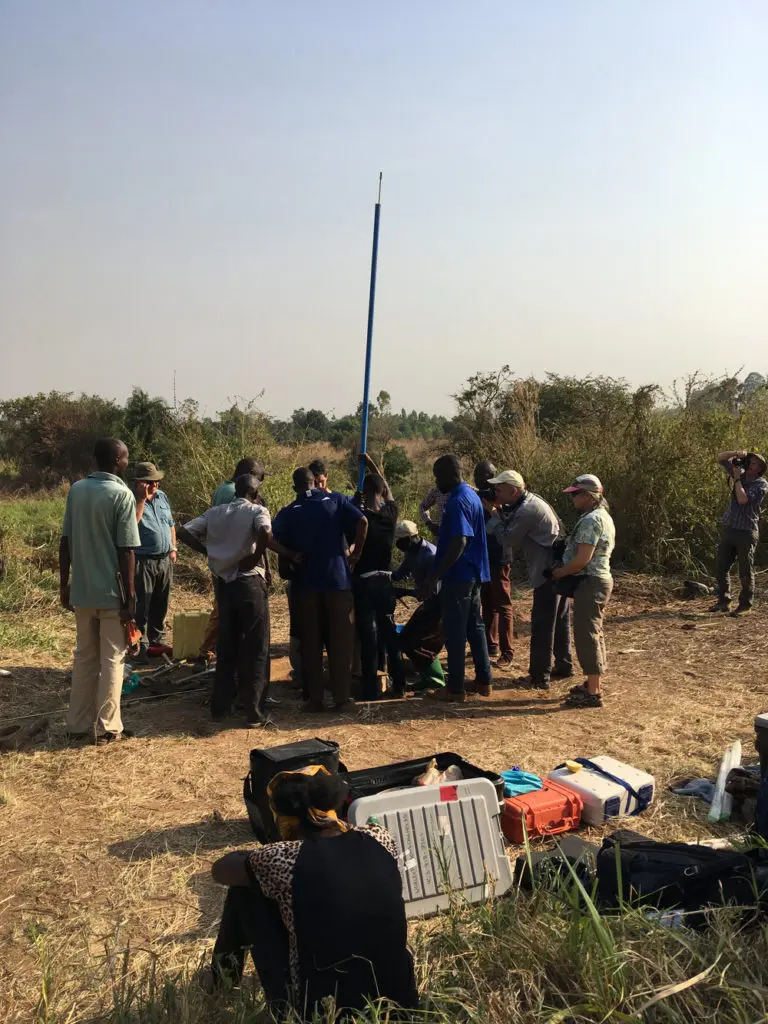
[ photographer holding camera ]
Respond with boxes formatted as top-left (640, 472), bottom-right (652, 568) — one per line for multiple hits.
top-left (711, 450), bottom-right (768, 616)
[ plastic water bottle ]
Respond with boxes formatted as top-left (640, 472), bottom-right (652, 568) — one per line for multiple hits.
top-left (646, 909), bottom-right (685, 929)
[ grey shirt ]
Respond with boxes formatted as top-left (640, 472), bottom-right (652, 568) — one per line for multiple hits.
top-left (487, 491), bottom-right (561, 589)
top-left (183, 498), bottom-right (271, 583)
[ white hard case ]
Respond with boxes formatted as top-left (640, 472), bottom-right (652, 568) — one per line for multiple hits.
top-left (548, 756), bottom-right (655, 826)
top-left (348, 777), bottom-right (513, 918)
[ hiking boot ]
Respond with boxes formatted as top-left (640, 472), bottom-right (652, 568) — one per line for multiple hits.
top-left (708, 600), bottom-right (730, 613)
top-left (730, 604), bottom-right (753, 617)
top-left (465, 680), bottom-right (492, 697)
top-left (487, 643), bottom-right (500, 657)
top-left (428, 688), bottom-right (467, 703)
top-left (563, 689), bottom-right (603, 709)
top-left (495, 652), bottom-right (515, 670)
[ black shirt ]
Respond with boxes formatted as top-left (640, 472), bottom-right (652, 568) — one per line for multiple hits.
top-left (477, 488), bottom-right (509, 567)
top-left (354, 499), bottom-right (398, 576)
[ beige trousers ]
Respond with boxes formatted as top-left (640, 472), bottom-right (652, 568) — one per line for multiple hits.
top-left (572, 576), bottom-right (613, 677)
top-left (66, 608), bottom-right (127, 735)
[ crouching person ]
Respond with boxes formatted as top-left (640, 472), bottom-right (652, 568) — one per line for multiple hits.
top-left (209, 768), bottom-right (418, 1020)
top-left (392, 520), bottom-right (445, 689)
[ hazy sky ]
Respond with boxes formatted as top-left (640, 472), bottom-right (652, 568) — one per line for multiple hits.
top-left (1, 2), bottom-right (767, 418)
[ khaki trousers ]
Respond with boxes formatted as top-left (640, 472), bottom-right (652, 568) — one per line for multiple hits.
top-left (66, 608), bottom-right (127, 735)
top-left (572, 576), bottom-right (613, 677)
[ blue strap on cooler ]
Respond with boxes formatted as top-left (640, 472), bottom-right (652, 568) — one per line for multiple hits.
top-left (555, 758), bottom-right (650, 816)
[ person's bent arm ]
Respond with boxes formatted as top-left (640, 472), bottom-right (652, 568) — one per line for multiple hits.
top-left (348, 516), bottom-right (369, 570)
top-left (434, 536), bottom-right (467, 580)
top-left (177, 525), bottom-right (208, 556)
top-left (135, 481), bottom-right (149, 523)
top-left (492, 509), bottom-right (532, 555)
top-left (59, 536), bottom-right (72, 610)
top-left (419, 490), bottom-right (437, 528)
top-left (552, 543), bottom-right (595, 579)
top-left (717, 450), bottom-right (747, 464)
top-left (733, 477), bottom-right (750, 505)
top-left (211, 851), bottom-right (251, 887)
top-left (362, 452), bottom-right (393, 502)
top-left (267, 532), bottom-right (303, 563)
top-left (239, 527), bottom-right (303, 573)
top-left (117, 548), bottom-right (137, 623)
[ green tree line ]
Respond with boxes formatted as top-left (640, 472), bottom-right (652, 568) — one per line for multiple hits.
top-left (1, 369), bottom-right (767, 574)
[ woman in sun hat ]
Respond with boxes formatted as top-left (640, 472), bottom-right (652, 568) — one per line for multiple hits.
top-left (551, 474), bottom-right (615, 709)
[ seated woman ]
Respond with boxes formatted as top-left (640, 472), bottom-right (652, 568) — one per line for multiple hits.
top-left (209, 767), bottom-right (418, 1020)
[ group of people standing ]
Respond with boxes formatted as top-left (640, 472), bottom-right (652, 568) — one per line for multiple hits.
top-left (58, 436), bottom-right (624, 740)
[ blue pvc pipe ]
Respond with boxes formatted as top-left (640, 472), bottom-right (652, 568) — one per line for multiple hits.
top-left (357, 196), bottom-right (382, 492)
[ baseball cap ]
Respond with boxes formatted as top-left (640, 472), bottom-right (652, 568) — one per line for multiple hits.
top-left (564, 473), bottom-right (603, 494)
top-left (134, 461), bottom-right (165, 482)
top-left (394, 520), bottom-right (418, 540)
top-left (486, 470), bottom-right (525, 489)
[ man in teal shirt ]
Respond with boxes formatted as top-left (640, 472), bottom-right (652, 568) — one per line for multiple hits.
top-left (212, 458), bottom-right (268, 506)
top-left (59, 438), bottom-right (141, 742)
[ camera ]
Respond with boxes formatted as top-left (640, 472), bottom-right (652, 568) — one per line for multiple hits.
top-left (478, 485), bottom-right (496, 502)
top-left (732, 456), bottom-right (747, 470)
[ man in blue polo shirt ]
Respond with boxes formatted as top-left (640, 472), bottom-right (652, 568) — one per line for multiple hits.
top-left (272, 468), bottom-right (368, 712)
top-left (424, 455), bottom-right (492, 702)
top-left (133, 462), bottom-right (176, 661)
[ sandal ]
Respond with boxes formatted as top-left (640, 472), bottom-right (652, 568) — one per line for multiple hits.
top-left (568, 681), bottom-right (590, 696)
top-left (563, 689), bottom-right (602, 709)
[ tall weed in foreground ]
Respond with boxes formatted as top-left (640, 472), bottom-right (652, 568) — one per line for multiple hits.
top-left (20, 880), bottom-right (768, 1024)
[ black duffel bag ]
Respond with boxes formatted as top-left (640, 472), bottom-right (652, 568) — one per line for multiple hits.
top-left (596, 830), bottom-right (768, 927)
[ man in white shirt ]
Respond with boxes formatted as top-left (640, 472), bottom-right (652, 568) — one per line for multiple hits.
top-left (178, 475), bottom-right (301, 727)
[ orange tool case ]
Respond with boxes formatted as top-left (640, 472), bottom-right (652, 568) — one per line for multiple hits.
top-left (502, 777), bottom-right (583, 844)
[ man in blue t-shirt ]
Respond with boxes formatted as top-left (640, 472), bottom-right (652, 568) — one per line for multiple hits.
top-left (272, 468), bottom-right (368, 711)
top-left (133, 461), bottom-right (176, 661)
top-left (423, 455), bottom-right (491, 701)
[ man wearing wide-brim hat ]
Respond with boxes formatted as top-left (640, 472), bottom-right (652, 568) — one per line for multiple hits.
top-left (133, 461), bottom-right (176, 662)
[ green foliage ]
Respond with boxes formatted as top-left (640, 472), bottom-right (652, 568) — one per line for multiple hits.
top-left (0, 392), bottom-right (124, 484)
top-left (448, 369), bottom-right (768, 574)
top-left (383, 445), bottom-right (413, 484)
top-left (2, 370), bottom-right (767, 576)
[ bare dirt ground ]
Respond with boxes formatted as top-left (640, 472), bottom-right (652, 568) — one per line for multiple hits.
top-left (1, 578), bottom-right (767, 1021)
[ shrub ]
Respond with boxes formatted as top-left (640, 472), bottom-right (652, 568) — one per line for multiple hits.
top-left (383, 445), bottom-right (413, 484)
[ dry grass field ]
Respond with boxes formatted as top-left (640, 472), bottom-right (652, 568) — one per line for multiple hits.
top-left (2, 577), bottom-right (768, 1022)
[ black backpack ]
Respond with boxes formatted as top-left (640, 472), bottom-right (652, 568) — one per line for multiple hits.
top-left (596, 830), bottom-right (768, 927)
